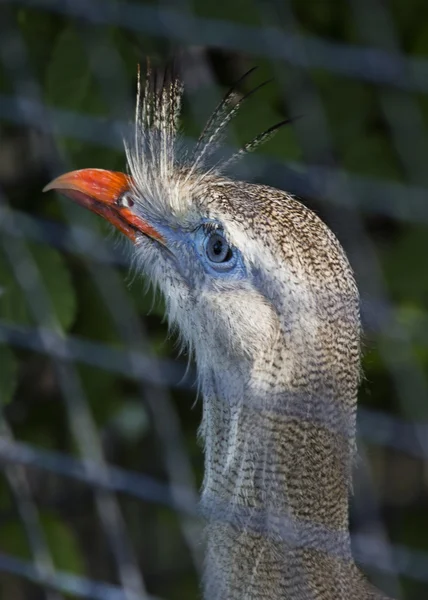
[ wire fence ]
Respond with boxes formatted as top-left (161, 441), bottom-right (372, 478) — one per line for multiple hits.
top-left (1, 1), bottom-right (428, 599)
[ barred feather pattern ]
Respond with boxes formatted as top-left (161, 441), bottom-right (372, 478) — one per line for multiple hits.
top-left (123, 66), bottom-right (392, 600)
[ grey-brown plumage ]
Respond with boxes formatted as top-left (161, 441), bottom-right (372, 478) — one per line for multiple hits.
top-left (194, 181), bottom-right (386, 600)
top-left (45, 65), bottom-right (392, 600)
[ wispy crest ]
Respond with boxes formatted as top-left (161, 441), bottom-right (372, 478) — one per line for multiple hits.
top-left (124, 61), bottom-right (295, 218)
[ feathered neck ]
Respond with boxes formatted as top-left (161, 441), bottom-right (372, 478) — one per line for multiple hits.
top-left (197, 320), bottom-right (361, 600)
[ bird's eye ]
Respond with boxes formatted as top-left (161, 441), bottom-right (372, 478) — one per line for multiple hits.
top-left (205, 232), bottom-right (233, 263)
top-left (119, 192), bottom-right (134, 208)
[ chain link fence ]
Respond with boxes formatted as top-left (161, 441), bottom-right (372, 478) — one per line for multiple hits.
top-left (1, 1), bottom-right (428, 598)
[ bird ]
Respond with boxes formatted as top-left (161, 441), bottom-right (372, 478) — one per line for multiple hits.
top-left (44, 64), bottom-right (391, 600)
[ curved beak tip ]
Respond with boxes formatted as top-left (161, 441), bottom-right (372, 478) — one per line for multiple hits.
top-left (42, 179), bottom-right (62, 193)
top-left (43, 168), bottom-right (164, 245)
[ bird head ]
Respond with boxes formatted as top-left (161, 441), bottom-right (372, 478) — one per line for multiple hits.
top-left (44, 66), bottom-right (360, 404)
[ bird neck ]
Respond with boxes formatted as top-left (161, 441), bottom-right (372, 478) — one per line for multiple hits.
top-left (198, 332), bottom-right (359, 599)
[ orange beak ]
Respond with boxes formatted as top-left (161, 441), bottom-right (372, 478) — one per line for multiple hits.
top-left (43, 169), bottom-right (163, 244)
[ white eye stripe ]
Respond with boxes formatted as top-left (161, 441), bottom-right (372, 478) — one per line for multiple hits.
top-left (119, 193), bottom-right (134, 208)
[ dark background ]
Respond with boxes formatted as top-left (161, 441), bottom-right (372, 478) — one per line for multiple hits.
top-left (1, 1), bottom-right (428, 599)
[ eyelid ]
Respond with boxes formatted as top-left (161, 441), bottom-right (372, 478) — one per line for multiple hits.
top-left (197, 222), bottom-right (233, 248)
top-left (193, 224), bottom-right (245, 276)
top-left (203, 222), bottom-right (220, 234)
top-left (192, 220), bottom-right (222, 234)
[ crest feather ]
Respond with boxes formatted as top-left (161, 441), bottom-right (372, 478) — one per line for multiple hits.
top-left (126, 62), bottom-right (295, 199)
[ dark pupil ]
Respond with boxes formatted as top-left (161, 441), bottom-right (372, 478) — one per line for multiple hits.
top-left (207, 233), bottom-right (233, 263)
top-left (213, 239), bottom-right (223, 255)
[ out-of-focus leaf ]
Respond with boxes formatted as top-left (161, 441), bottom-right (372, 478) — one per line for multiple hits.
top-left (128, 274), bottom-right (166, 319)
top-left (17, 8), bottom-right (59, 83)
top-left (32, 244), bottom-right (76, 331)
top-left (194, 0), bottom-right (259, 25)
top-left (0, 478), bottom-right (13, 512)
top-left (108, 398), bottom-right (150, 442)
top-left (382, 226), bottom-right (428, 304)
top-left (343, 133), bottom-right (400, 179)
top-left (411, 21), bottom-right (428, 57)
top-left (44, 24), bottom-right (106, 165)
top-left (313, 73), bottom-right (375, 148)
top-left (395, 504), bottom-right (428, 550)
top-left (390, 0), bottom-right (426, 44)
top-left (0, 247), bottom-right (31, 325)
top-left (0, 240), bottom-right (76, 331)
top-left (73, 268), bottom-right (118, 343)
top-left (45, 25), bottom-right (99, 114)
top-left (0, 519), bottom-right (30, 559)
top-left (0, 345), bottom-right (18, 406)
top-left (78, 364), bottom-right (121, 426)
top-left (151, 330), bottom-right (176, 358)
top-left (41, 512), bottom-right (85, 574)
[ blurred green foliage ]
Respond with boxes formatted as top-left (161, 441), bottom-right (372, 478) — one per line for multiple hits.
top-left (0, 242), bottom-right (77, 330)
top-left (0, 1), bottom-right (428, 599)
top-left (0, 346), bottom-right (18, 406)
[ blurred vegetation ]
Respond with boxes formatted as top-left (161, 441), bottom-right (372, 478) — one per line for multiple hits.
top-left (1, 0), bottom-right (428, 599)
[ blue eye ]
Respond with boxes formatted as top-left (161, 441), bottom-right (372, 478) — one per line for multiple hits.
top-left (205, 232), bottom-right (233, 263)
top-left (195, 223), bottom-right (242, 275)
